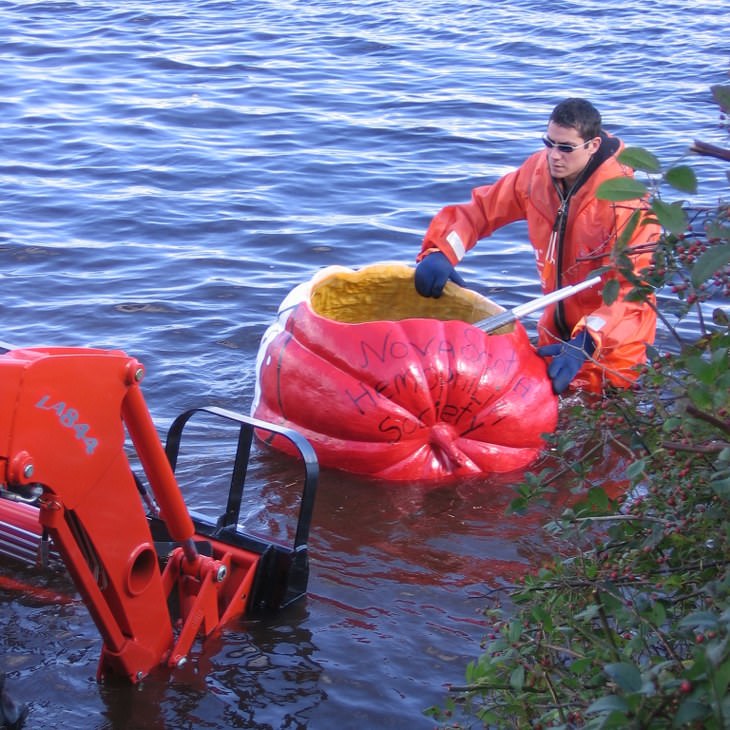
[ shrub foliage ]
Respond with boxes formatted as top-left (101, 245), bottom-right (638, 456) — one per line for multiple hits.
top-left (426, 83), bottom-right (730, 729)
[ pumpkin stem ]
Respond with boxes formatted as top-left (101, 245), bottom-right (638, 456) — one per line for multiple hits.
top-left (429, 423), bottom-right (467, 470)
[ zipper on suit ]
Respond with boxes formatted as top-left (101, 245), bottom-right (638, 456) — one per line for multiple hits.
top-left (551, 183), bottom-right (572, 340)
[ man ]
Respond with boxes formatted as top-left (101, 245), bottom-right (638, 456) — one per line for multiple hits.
top-left (414, 98), bottom-right (659, 394)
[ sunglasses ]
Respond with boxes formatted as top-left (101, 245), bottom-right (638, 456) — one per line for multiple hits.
top-left (542, 135), bottom-right (591, 154)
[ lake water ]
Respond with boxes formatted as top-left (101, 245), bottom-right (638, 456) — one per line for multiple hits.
top-left (0, 1), bottom-right (727, 728)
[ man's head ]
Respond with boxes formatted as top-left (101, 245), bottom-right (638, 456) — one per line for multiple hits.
top-left (543, 98), bottom-right (603, 185)
top-left (550, 98), bottom-right (602, 140)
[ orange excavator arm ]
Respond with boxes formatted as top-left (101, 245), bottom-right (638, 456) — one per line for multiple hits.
top-left (0, 346), bottom-right (318, 683)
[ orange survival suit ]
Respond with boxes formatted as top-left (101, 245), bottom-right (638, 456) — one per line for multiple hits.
top-left (418, 133), bottom-right (660, 392)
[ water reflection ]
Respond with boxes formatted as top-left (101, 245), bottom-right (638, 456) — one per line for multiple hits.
top-left (96, 607), bottom-right (325, 729)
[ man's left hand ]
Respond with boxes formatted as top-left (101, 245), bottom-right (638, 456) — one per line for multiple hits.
top-left (537, 330), bottom-right (596, 395)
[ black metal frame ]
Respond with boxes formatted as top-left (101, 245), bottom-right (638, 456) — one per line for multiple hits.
top-left (162, 406), bottom-right (319, 614)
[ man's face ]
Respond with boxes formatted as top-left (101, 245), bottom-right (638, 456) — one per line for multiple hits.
top-left (544, 122), bottom-right (601, 184)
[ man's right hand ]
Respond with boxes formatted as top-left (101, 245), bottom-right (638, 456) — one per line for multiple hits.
top-left (414, 251), bottom-right (466, 297)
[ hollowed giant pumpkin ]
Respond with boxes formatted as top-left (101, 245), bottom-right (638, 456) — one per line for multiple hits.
top-left (252, 263), bottom-right (558, 482)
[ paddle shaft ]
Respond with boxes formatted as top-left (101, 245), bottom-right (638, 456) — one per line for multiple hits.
top-left (474, 275), bottom-right (602, 334)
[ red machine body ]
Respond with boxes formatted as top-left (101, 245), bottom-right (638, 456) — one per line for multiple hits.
top-left (0, 346), bottom-right (317, 683)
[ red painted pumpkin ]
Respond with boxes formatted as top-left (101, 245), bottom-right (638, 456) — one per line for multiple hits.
top-left (252, 263), bottom-right (558, 481)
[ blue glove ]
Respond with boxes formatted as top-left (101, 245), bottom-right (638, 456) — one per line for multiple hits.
top-left (537, 330), bottom-right (596, 395)
top-left (414, 251), bottom-right (466, 298)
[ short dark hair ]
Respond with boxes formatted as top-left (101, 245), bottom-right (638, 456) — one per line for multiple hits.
top-left (550, 98), bottom-right (602, 140)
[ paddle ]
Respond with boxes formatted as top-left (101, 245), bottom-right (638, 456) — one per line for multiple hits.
top-left (474, 275), bottom-right (602, 334)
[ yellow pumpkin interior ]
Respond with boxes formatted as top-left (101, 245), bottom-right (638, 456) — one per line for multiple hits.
top-left (309, 262), bottom-right (509, 328)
